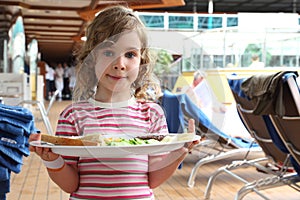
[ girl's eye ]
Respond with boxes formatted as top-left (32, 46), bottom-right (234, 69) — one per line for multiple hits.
top-left (125, 51), bottom-right (137, 58)
top-left (103, 50), bottom-right (114, 57)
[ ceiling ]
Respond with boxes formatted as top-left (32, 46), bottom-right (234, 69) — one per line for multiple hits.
top-left (0, 0), bottom-right (299, 65)
top-left (0, 0), bottom-right (185, 65)
top-left (153, 0), bottom-right (300, 13)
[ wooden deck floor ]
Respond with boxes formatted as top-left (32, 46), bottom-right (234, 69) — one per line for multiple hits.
top-left (6, 100), bottom-right (300, 200)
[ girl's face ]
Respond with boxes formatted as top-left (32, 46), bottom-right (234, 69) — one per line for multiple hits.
top-left (94, 31), bottom-right (142, 95)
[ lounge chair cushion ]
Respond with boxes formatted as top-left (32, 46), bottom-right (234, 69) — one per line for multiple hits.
top-left (240, 71), bottom-right (298, 116)
top-left (161, 90), bottom-right (258, 149)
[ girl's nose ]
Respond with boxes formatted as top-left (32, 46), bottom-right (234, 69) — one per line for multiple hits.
top-left (113, 57), bottom-right (126, 70)
top-left (114, 65), bottom-right (125, 70)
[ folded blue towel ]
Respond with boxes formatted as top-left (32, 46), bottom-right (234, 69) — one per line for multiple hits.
top-left (0, 117), bottom-right (34, 135)
top-left (0, 165), bottom-right (9, 181)
top-left (0, 121), bottom-right (25, 136)
top-left (0, 104), bottom-right (33, 122)
top-left (0, 145), bottom-right (24, 164)
top-left (0, 152), bottom-right (22, 173)
top-left (0, 103), bottom-right (37, 136)
top-left (0, 104), bottom-right (40, 199)
top-left (0, 121), bottom-right (37, 157)
top-left (0, 132), bottom-right (29, 156)
top-left (0, 165), bottom-right (10, 200)
top-left (0, 130), bottom-right (26, 147)
top-left (22, 144), bottom-right (30, 157)
top-left (0, 193), bottom-right (7, 200)
top-left (0, 192), bottom-right (7, 200)
top-left (16, 147), bottom-right (30, 157)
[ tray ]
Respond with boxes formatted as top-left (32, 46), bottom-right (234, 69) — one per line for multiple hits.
top-left (30, 134), bottom-right (200, 157)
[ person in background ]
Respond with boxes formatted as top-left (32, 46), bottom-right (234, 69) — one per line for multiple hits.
top-left (192, 70), bottom-right (251, 140)
top-left (24, 55), bottom-right (30, 76)
top-left (45, 63), bottom-right (55, 100)
top-left (29, 5), bottom-right (199, 200)
top-left (192, 70), bottom-right (226, 112)
top-left (54, 63), bottom-right (64, 101)
top-left (68, 63), bottom-right (76, 97)
top-left (62, 62), bottom-right (71, 99)
top-left (249, 54), bottom-right (264, 68)
top-left (192, 70), bottom-right (205, 88)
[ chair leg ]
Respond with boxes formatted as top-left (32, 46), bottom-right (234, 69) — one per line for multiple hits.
top-left (46, 90), bottom-right (59, 115)
top-left (187, 147), bottom-right (262, 187)
top-left (204, 157), bottom-right (268, 199)
top-left (234, 174), bottom-right (298, 200)
top-left (18, 100), bottom-right (54, 135)
top-left (35, 101), bottom-right (54, 135)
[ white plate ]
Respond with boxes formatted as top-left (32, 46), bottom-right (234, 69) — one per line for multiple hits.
top-left (30, 134), bottom-right (200, 157)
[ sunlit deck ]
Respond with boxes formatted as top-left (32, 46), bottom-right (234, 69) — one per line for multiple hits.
top-left (7, 100), bottom-right (299, 200)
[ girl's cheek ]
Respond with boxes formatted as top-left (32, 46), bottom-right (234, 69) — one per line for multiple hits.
top-left (95, 58), bottom-right (111, 77)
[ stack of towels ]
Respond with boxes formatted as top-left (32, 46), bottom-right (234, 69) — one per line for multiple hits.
top-left (0, 103), bottom-right (38, 200)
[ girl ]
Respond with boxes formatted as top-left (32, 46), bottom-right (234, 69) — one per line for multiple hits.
top-left (30, 5), bottom-right (197, 199)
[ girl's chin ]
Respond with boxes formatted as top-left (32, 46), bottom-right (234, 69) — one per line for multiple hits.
top-left (109, 85), bottom-right (131, 92)
top-left (112, 88), bottom-right (131, 93)
top-left (100, 81), bottom-right (132, 92)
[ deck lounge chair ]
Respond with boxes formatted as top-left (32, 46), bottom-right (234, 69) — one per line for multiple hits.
top-left (237, 72), bottom-right (300, 199)
top-left (160, 90), bottom-right (261, 187)
top-left (204, 72), bottom-right (300, 200)
top-left (269, 72), bottom-right (300, 165)
top-left (229, 75), bottom-right (290, 165)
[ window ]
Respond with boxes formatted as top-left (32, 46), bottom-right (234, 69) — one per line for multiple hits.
top-left (139, 15), bottom-right (164, 28)
top-left (198, 17), bottom-right (222, 29)
top-left (227, 17), bottom-right (238, 27)
top-left (169, 15), bottom-right (194, 29)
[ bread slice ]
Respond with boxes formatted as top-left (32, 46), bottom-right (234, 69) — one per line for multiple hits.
top-left (81, 134), bottom-right (106, 146)
top-left (41, 134), bottom-right (99, 146)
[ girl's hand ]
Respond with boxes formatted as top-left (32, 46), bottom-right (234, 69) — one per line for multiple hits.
top-left (149, 119), bottom-right (199, 172)
top-left (29, 133), bottom-right (59, 161)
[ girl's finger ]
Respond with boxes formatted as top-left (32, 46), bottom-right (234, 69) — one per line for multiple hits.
top-left (188, 118), bottom-right (195, 133)
top-left (29, 133), bottom-right (41, 142)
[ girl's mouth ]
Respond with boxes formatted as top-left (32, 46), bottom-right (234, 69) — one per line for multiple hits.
top-left (107, 74), bottom-right (125, 80)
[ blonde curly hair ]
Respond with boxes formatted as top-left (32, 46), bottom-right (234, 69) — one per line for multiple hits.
top-left (72, 5), bottom-right (161, 101)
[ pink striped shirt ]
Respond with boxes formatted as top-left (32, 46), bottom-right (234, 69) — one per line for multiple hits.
top-left (56, 97), bottom-right (168, 199)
